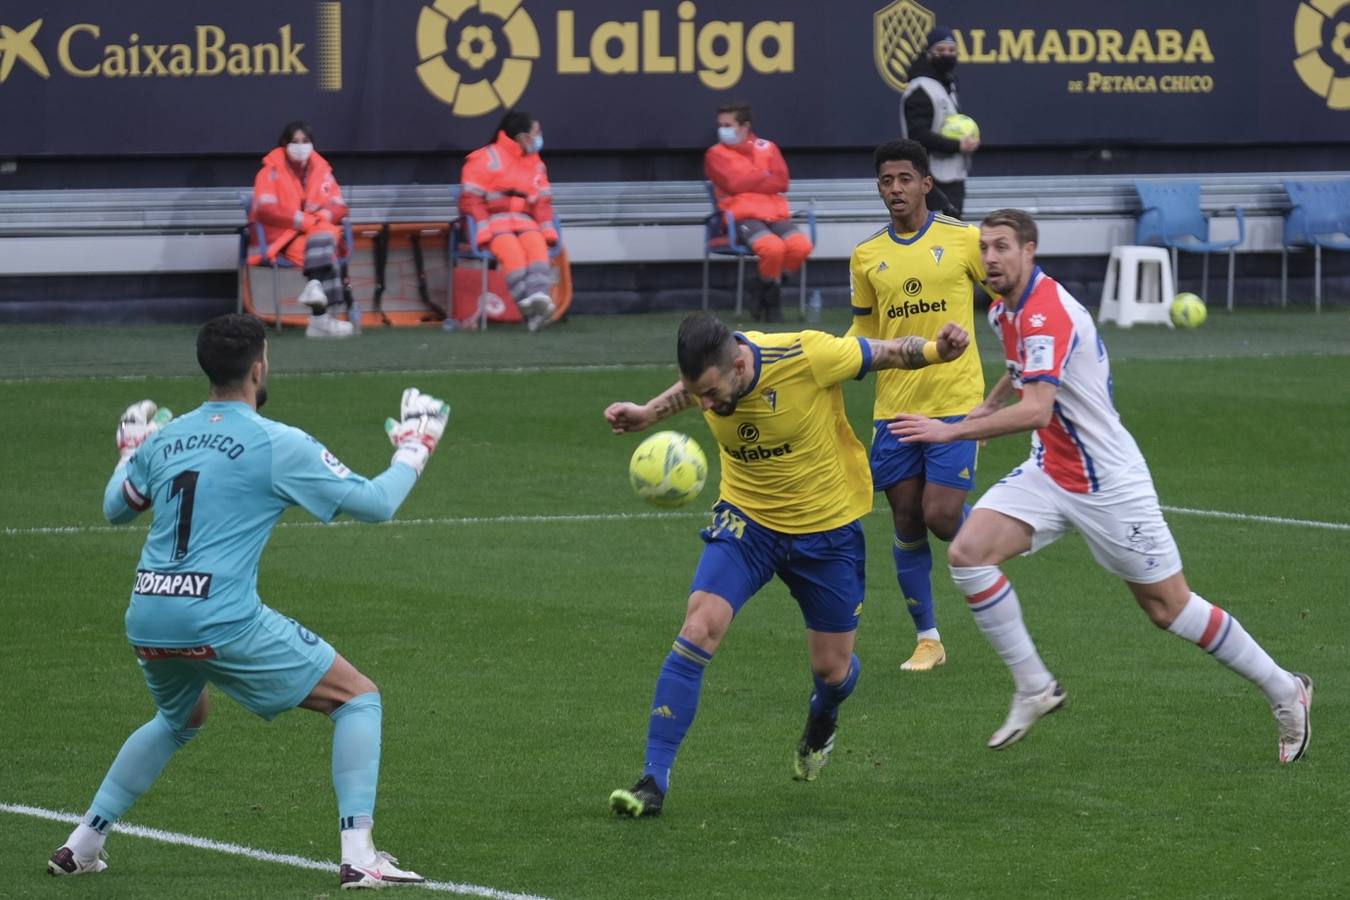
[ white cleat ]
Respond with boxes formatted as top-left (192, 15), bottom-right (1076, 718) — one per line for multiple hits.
top-left (339, 851), bottom-right (426, 890)
top-left (988, 680), bottom-right (1067, 750)
top-left (298, 279), bottom-right (329, 312)
top-left (47, 847), bottom-right (107, 877)
top-left (518, 292), bottom-right (555, 332)
top-left (306, 312), bottom-right (355, 338)
top-left (1275, 672), bottom-right (1313, 764)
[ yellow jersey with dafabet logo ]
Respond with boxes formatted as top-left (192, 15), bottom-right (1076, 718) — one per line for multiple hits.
top-left (701, 330), bottom-right (873, 534)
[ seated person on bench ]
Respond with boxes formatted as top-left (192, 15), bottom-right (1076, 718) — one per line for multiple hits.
top-left (705, 101), bottom-right (813, 323)
top-left (459, 109), bottom-right (559, 332)
top-left (250, 120), bottom-right (354, 338)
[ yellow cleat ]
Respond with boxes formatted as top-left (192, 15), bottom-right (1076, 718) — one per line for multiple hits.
top-left (900, 638), bottom-right (947, 672)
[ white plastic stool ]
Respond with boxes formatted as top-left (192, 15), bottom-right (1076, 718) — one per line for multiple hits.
top-left (1098, 245), bottom-right (1175, 328)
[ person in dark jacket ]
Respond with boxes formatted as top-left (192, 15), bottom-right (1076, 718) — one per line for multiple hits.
top-left (900, 27), bottom-right (979, 218)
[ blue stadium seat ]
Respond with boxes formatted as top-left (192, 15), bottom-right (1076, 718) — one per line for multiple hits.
top-left (1135, 180), bottom-right (1246, 312)
top-left (1281, 179), bottom-right (1350, 312)
top-left (701, 182), bottom-right (818, 319)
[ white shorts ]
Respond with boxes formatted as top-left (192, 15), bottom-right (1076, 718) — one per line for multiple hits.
top-left (975, 459), bottom-right (1183, 584)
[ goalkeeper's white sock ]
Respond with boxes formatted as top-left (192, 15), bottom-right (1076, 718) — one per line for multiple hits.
top-left (340, 826), bottom-right (377, 867)
top-left (65, 823), bottom-right (106, 861)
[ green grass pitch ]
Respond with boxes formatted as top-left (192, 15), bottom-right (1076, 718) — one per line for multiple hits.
top-left (1, 310), bottom-right (1347, 899)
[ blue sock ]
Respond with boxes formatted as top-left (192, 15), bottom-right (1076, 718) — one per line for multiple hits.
top-left (331, 692), bottom-right (382, 830)
top-left (642, 637), bottom-right (712, 794)
top-left (809, 654), bottom-right (861, 722)
top-left (87, 713), bottom-right (198, 829)
top-left (894, 532), bottom-right (936, 634)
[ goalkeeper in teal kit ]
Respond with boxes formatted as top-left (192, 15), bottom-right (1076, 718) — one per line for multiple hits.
top-left (47, 314), bottom-right (448, 891)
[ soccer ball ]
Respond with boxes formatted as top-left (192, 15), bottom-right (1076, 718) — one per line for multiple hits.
top-left (1170, 292), bottom-right (1208, 328)
top-left (940, 114), bottom-right (980, 142)
top-left (629, 431), bottom-right (708, 508)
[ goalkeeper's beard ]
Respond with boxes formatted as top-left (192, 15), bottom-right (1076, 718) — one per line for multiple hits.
top-left (255, 385), bottom-right (268, 410)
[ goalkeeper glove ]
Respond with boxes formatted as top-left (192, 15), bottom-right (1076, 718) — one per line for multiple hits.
top-left (385, 388), bottom-right (450, 476)
top-left (117, 400), bottom-right (173, 463)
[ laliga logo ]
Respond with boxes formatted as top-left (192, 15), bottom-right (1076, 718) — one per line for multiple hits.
top-left (1293, 0), bottom-right (1350, 109)
top-left (0, 19), bottom-right (49, 82)
top-left (873, 0), bottom-right (934, 92)
top-left (416, 0), bottom-right (539, 117)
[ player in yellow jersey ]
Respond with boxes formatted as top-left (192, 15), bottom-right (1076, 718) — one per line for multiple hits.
top-left (602, 312), bottom-right (970, 817)
top-left (848, 139), bottom-right (990, 673)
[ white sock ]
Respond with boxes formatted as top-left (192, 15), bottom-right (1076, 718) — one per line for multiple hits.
top-left (1167, 592), bottom-right (1297, 706)
top-left (341, 825), bottom-right (377, 866)
top-left (66, 822), bottom-right (106, 860)
top-left (950, 565), bottom-right (1052, 696)
top-left (917, 628), bottom-right (941, 642)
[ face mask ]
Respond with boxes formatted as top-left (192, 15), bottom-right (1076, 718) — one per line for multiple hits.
top-left (717, 126), bottom-right (741, 145)
top-left (531, 135), bottom-right (544, 154)
top-left (286, 141), bottom-right (313, 164)
top-left (932, 54), bottom-right (957, 75)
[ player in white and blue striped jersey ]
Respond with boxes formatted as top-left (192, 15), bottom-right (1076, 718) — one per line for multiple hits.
top-left (47, 314), bottom-right (447, 890)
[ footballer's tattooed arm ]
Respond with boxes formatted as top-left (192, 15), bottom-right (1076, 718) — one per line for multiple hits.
top-left (867, 322), bottom-right (970, 371)
top-left (867, 336), bottom-right (931, 370)
top-left (603, 381), bottom-right (696, 434)
top-left (648, 381), bottom-right (697, 420)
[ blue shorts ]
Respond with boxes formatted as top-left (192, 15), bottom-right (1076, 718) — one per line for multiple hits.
top-left (870, 417), bottom-right (978, 493)
top-left (689, 501), bottom-right (866, 633)
top-left (135, 604), bottom-right (337, 729)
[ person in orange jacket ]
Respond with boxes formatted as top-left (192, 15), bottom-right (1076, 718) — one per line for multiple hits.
top-left (705, 102), bottom-right (813, 322)
top-left (250, 121), bottom-right (354, 338)
top-left (459, 110), bottom-right (559, 332)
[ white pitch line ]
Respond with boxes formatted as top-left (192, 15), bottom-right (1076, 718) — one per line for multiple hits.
top-left (1, 802), bottom-right (552, 900)
top-left (1161, 505), bottom-right (1350, 532)
top-left (3, 504), bottom-right (1348, 539)
top-left (0, 361), bottom-right (672, 385)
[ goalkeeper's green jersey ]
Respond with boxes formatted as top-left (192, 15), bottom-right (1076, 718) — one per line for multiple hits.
top-left (111, 401), bottom-right (373, 647)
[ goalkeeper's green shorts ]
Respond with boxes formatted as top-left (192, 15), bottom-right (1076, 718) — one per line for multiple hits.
top-left (135, 604), bottom-right (336, 729)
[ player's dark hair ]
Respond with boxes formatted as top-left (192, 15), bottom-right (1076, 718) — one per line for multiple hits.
top-left (873, 138), bottom-right (931, 178)
top-left (197, 314), bottom-right (266, 387)
top-left (278, 120), bottom-right (313, 146)
top-left (982, 208), bottom-right (1039, 246)
top-left (717, 102), bottom-right (752, 125)
top-left (496, 109), bottom-right (535, 141)
top-left (677, 313), bottom-right (738, 380)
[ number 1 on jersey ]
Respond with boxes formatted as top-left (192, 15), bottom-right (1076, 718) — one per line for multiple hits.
top-left (168, 470), bottom-right (199, 561)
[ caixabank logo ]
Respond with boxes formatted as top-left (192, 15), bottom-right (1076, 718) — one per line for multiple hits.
top-left (415, 0), bottom-right (796, 117)
top-left (0, 4), bottom-right (342, 88)
top-left (1294, 0), bottom-right (1350, 109)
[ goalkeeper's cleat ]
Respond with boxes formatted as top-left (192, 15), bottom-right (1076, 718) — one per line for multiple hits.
top-left (609, 775), bottom-right (664, 818)
top-left (306, 312), bottom-right (355, 338)
top-left (47, 847), bottom-right (107, 877)
top-left (519, 292), bottom-right (555, 332)
top-left (1275, 672), bottom-right (1313, 764)
top-left (988, 680), bottom-right (1066, 750)
top-left (338, 851), bottom-right (425, 890)
top-left (900, 638), bottom-right (947, 672)
top-left (792, 714), bottom-right (837, 782)
top-left (298, 279), bottom-right (329, 312)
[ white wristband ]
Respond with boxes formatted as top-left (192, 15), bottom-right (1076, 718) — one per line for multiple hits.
top-left (392, 442), bottom-right (430, 477)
